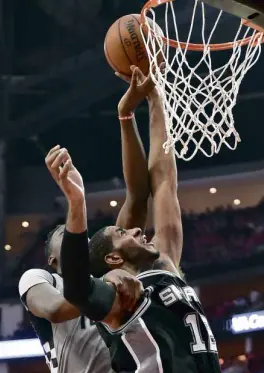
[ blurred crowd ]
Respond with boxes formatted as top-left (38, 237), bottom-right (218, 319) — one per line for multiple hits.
top-left (206, 289), bottom-right (264, 319)
top-left (23, 199), bottom-right (264, 272)
top-left (93, 200), bottom-right (264, 266)
top-left (221, 355), bottom-right (264, 373)
top-left (181, 200), bottom-right (264, 265)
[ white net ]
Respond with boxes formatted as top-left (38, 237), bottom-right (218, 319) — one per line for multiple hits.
top-left (141, 0), bottom-right (263, 161)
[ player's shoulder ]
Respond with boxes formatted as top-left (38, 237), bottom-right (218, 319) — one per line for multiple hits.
top-left (18, 268), bottom-right (54, 297)
top-left (137, 269), bottom-right (182, 281)
top-left (137, 269), bottom-right (186, 289)
top-left (19, 268), bottom-right (53, 283)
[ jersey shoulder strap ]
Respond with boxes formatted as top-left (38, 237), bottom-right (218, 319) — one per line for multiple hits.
top-left (51, 274), bottom-right (57, 288)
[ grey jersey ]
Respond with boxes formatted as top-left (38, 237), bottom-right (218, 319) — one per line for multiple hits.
top-left (19, 269), bottom-right (112, 373)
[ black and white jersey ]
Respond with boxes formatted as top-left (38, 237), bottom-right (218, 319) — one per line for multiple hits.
top-left (98, 270), bottom-right (221, 373)
top-left (19, 269), bottom-right (112, 373)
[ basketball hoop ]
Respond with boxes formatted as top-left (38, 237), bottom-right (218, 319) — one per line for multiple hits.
top-left (140, 0), bottom-right (264, 161)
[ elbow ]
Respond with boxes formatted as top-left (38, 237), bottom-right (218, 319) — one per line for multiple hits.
top-left (45, 303), bottom-right (67, 324)
top-left (47, 307), bottom-right (73, 324)
top-left (48, 310), bottom-right (63, 324)
top-left (63, 288), bottom-right (77, 306)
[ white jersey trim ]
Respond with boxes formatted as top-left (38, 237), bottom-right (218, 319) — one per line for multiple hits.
top-left (137, 269), bottom-right (180, 280)
top-left (121, 318), bottom-right (163, 373)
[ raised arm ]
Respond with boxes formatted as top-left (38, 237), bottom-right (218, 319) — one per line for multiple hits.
top-left (50, 149), bottom-right (143, 320)
top-left (116, 66), bottom-right (153, 230)
top-left (51, 152), bottom-right (117, 320)
top-left (148, 90), bottom-right (183, 272)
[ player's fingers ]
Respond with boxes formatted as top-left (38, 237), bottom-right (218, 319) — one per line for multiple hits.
top-left (59, 159), bottom-right (72, 180)
top-left (51, 148), bottom-right (69, 170)
top-left (45, 148), bottom-right (61, 168)
top-left (141, 74), bottom-right (155, 94)
top-left (135, 68), bottom-right (145, 84)
top-left (118, 284), bottom-right (133, 311)
top-left (130, 67), bottom-right (139, 88)
top-left (50, 150), bottom-right (70, 181)
top-left (130, 65), bottom-right (137, 72)
top-left (115, 72), bottom-right (131, 83)
top-left (116, 278), bottom-right (135, 310)
top-left (159, 61), bottom-right (166, 73)
top-left (123, 278), bottom-right (142, 311)
top-left (114, 281), bottom-right (124, 293)
top-left (46, 145), bottom-right (60, 158)
top-left (128, 280), bottom-right (144, 312)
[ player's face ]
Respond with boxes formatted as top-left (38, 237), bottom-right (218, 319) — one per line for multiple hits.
top-left (48, 226), bottom-right (90, 274)
top-left (104, 226), bottom-right (160, 271)
top-left (48, 225), bottom-right (65, 272)
top-left (51, 226), bottom-right (65, 256)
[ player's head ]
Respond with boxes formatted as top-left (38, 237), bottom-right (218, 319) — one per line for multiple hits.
top-left (89, 226), bottom-right (160, 277)
top-left (44, 224), bottom-right (65, 273)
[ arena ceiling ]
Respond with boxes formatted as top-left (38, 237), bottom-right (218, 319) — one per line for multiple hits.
top-left (2, 0), bottom-right (264, 183)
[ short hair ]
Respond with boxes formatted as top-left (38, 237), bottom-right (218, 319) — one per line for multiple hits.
top-left (89, 227), bottom-right (114, 278)
top-left (44, 225), bottom-right (64, 258)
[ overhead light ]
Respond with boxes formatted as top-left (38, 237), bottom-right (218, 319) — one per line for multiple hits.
top-left (22, 221), bottom-right (29, 228)
top-left (209, 187), bottom-right (217, 194)
top-left (237, 355), bottom-right (246, 362)
top-left (4, 245), bottom-right (11, 251)
top-left (233, 199), bottom-right (241, 206)
top-left (110, 200), bottom-right (117, 207)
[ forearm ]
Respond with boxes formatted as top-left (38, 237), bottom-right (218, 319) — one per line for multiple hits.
top-left (61, 229), bottom-right (116, 321)
top-left (148, 92), bottom-right (177, 191)
top-left (62, 199), bottom-right (91, 303)
top-left (148, 91), bottom-right (183, 266)
top-left (116, 115), bottom-right (149, 229)
top-left (66, 198), bottom-right (87, 234)
top-left (119, 115), bottom-right (149, 201)
top-left (48, 299), bottom-right (81, 323)
top-left (61, 228), bottom-right (92, 304)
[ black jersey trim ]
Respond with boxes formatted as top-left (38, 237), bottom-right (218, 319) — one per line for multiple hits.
top-left (100, 287), bottom-right (154, 335)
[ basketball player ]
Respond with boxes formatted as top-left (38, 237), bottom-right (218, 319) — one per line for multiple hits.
top-left (18, 145), bottom-right (144, 373)
top-left (59, 66), bottom-right (222, 373)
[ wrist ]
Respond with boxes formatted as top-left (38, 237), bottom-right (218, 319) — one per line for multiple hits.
top-left (118, 112), bottom-right (134, 121)
top-left (118, 106), bottom-right (134, 118)
top-left (67, 196), bottom-right (86, 208)
top-left (147, 87), bottom-right (160, 102)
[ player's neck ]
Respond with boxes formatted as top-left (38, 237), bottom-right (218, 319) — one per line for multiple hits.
top-left (121, 261), bottom-right (154, 276)
top-left (121, 263), bottom-right (139, 276)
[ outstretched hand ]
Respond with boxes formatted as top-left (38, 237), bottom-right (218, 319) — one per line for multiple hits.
top-left (45, 145), bottom-right (85, 203)
top-left (117, 65), bottom-right (156, 117)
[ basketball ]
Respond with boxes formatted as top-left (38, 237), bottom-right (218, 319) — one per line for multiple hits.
top-left (104, 14), bottom-right (162, 76)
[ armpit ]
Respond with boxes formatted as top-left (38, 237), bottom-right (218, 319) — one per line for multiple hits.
top-left (153, 255), bottom-right (185, 279)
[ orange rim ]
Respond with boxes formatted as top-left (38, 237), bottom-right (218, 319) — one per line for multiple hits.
top-left (140, 0), bottom-right (264, 51)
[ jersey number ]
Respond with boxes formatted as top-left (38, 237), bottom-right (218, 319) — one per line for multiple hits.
top-left (184, 313), bottom-right (217, 353)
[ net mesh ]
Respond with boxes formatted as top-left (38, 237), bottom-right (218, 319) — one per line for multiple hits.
top-left (141, 0), bottom-right (263, 161)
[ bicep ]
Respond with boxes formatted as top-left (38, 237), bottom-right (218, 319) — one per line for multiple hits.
top-left (26, 283), bottom-right (80, 322)
top-left (153, 254), bottom-right (183, 277)
top-left (153, 183), bottom-right (183, 267)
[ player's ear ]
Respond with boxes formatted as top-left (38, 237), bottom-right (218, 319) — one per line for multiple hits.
top-left (105, 253), bottom-right (123, 266)
top-left (48, 255), bottom-right (57, 269)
